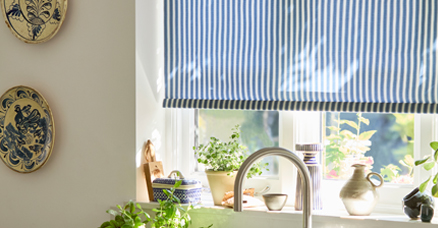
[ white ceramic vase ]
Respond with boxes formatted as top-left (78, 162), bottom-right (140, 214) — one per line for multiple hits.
top-left (339, 164), bottom-right (384, 216)
top-left (205, 170), bottom-right (237, 206)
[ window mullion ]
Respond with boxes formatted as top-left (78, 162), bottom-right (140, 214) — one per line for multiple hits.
top-left (414, 114), bottom-right (434, 187)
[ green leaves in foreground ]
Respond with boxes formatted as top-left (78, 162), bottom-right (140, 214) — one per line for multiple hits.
top-left (415, 141), bottom-right (438, 196)
top-left (415, 156), bottom-right (431, 166)
top-left (419, 177), bottom-right (431, 193)
top-left (432, 184), bottom-right (438, 197)
top-left (100, 180), bottom-right (213, 228)
top-left (99, 200), bottom-right (150, 228)
top-left (152, 180), bottom-right (192, 228)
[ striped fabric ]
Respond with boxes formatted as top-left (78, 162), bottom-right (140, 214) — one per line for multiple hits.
top-left (163, 0), bottom-right (438, 113)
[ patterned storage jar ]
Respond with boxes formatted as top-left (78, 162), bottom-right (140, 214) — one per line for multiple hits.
top-left (152, 170), bottom-right (202, 204)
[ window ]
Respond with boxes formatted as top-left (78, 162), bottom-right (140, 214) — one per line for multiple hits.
top-left (167, 109), bottom-right (436, 213)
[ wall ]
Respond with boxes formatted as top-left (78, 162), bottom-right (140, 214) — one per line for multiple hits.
top-left (135, 0), bottom-right (167, 202)
top-left (0, 0), bottom-right (136, 227)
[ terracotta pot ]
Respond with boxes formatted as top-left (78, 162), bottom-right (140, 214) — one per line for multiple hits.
top-left (205, 170), bottom-right (237, 206)
top-left (339, 164), bottom-right (383, 216)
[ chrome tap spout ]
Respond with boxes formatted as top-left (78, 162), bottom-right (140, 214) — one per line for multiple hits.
top-left (233, 147), bottom-right (313, 228)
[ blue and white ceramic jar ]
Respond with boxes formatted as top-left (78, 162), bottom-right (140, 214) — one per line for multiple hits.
top-left (295, 143), bottom-right (323, 210)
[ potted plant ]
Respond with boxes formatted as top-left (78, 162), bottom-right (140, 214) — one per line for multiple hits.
top-left (194, 125), bottom-right (268, 205)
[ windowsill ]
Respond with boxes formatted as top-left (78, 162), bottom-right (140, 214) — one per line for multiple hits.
top-left (138, 193), bottom-right (438, 228)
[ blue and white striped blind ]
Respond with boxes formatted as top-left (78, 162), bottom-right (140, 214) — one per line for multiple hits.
top-left (163, 0), bottom-right (437, 113)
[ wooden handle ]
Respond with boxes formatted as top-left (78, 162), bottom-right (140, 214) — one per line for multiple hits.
top-left (143, 140), bottom-right (156, 163)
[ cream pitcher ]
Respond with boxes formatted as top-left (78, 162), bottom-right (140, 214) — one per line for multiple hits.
top-left (340, 164), bottom-right (384, 216)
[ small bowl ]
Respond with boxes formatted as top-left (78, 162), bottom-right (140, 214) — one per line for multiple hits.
top-left (262, 193), bottom-right (288, 211)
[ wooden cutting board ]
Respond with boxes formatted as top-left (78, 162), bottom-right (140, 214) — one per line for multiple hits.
top-left (144, 161), bottom-right (164, 201)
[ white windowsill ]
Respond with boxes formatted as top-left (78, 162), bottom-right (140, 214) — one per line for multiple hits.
top-left (137, 193), bottom-right (438, 228)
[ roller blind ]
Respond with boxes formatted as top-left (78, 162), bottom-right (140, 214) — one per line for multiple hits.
top-left (163, 0), bottom-right (437, 113)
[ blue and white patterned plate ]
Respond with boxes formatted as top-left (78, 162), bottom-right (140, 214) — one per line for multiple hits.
top-left (1, 0), bottom-right (67, 44)
top-left (0, 86), bottom-right (55, 173)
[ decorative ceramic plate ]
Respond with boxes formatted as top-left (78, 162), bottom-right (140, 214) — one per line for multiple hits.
top-left (0, 86), bottom-right (55, 173)
top-left (1, 0), bottom-right (67, 44)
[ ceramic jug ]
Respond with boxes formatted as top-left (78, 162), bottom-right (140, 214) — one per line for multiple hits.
top-left (339, 164), bottom-right (384, 216)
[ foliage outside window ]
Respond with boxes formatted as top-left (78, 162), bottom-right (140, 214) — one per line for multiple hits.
top-left (324, 112), bottom-right (414, 184)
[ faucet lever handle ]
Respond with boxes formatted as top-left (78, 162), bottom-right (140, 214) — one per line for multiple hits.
top-left (255, 185), bottom-right (271, 196)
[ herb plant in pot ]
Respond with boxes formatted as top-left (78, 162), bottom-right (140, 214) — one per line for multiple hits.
top-left (194, 125), bottom-right (268, 206)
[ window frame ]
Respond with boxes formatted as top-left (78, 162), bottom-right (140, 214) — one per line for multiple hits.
top-left (165, 109), bottom-right (437, 213)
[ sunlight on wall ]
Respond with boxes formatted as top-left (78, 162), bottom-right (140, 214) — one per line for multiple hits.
top-left (157, 67), bottom-right (163, 94)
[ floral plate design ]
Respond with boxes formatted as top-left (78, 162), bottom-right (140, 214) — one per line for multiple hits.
top-left (1, 0), bottom-right (67, 44)
top-left (0, 86), bottom-right (55, 173)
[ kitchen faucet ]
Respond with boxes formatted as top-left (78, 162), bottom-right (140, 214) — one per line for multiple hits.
top-left (233, 147), bottom-right (313, 228)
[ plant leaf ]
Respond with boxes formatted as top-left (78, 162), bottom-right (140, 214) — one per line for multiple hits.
top-left (358, 116), bottom-right (370, 125)
top-left (135, 217), bottom-right (141, 223)
top-left (419, 176), bottom-right (431, 192)
top-left (434, 149), bottom-right (438, 161)
top-left (174, 180), bottom-right (182, 188)
top-left (340, 130), bottom-right (355, 139)
top-left (107, 209), bottom-right (118, 216)
top-left (358, 130), bottom-right (377, 141)
top-left (100, 221), bottom-right (111, 228)
top-left (424, 162), bottom-right (436, 171)
top-left (433, 186), bottom-right (438, 198)
top-left (327, 126), bottom-right (341, 132)
top-left (415, 156), bottom-right (431, 166)
top-left (326, 134), bottom-right (342, 140)
top-left (342, 120), bottom-right (359, 130)
top-left (433, 184), bottom-right (438, 197)
top-left (433, 173), bottom-right (438, 184)
top-left (130, 203), bottom-right (135, 214)
top-left (431, 141), bottom-right (438, 151)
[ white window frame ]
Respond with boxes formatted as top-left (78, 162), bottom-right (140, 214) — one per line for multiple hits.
top-left (165, 108), bottom-right (437, 213)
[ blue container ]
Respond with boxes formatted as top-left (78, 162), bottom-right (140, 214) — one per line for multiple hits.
top-left (152, 170), bottom-right (202, 204)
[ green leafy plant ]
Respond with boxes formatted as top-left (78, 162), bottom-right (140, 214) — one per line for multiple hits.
top-left (100, 180), bottom-right (213, 228)
top-left (194, 125), bottom-right (268, 178)
top-left (415, 141), bottom-right (438, 197)
top-left (152, 180), bottom-right (193, 228)
top-left (99, 201), bottom-right (151, 228)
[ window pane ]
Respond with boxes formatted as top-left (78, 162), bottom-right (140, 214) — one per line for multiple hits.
top-left (323, 112), bottom-right (414, 184)
top-left (196, 110), bottom-right (279, 175)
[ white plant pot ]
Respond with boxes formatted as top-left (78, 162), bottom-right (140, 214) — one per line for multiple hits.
top-left (205, 170), bottom-right (237, 206)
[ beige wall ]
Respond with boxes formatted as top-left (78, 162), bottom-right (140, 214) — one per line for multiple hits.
top-left (0, 0), bottom-right (136, 227)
